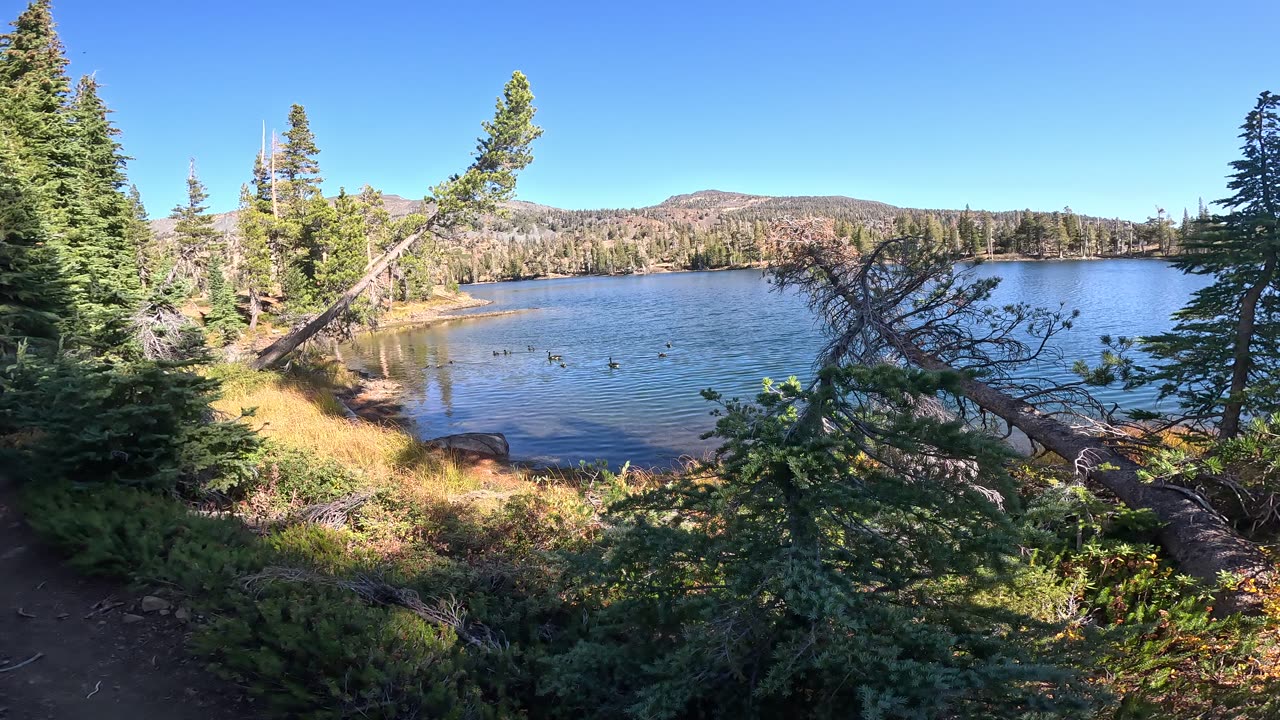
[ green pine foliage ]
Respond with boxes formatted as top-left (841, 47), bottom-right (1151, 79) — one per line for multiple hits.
top-left (203, 251), bottom-right (244, 344)
top-left (546, 366), bottom-right (1092, 719)
top-left (169, 161), bottom-right (219, 289)
top-left (236, 182), bottom-right (274, 328)
top-left (0, 0), bottom-right (71, 197)
top-left (279, 103), bottom-right (322, 204)
top-left (315, 188), bottom-right (373, 318)
top-left (0, 352), bottom-right (259, 490)
top-left (0, 127), bottom-right (64, 351)
top-left (431, 71), bottom-right (543, 230)
top-left (0, 3), bottom-right (141, 354)
top-left (1144, 91), bottom-right (1280, 437)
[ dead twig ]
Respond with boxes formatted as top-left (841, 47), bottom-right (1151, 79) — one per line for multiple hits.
top-left (84, 598), bottom-right (124, 619)
top-left (15, 608), bottom-right (35, 619)
top-left (85, 680), bottom-right (102, 699)
top-left (0, 652), bottom-right (43, 673)
top-left (241, 566), bottom-right (506, 651)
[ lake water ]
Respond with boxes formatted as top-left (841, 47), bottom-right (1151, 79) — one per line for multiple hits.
top-left (338, 260), bottom-right (1210, 468)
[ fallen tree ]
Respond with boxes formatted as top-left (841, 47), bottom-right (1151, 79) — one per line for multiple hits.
top-left (251, 71), bottom-right (542, 370)
top-left (769, 218), bottom-right (1271, 614)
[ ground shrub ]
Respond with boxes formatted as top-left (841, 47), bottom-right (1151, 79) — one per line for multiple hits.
top-left (1, 353), bottom-right (259, 491)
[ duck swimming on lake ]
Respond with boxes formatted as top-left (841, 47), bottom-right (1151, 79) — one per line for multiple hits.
top-left (527, 345), bottom-right (535, 352)
top-left (608, 357), bottom-right (620, 369)
top-left (547, 351), bottom-right (563, 362)
top-left (666, 341), bottom-right (672, 348)
top-left (658, 352), bottom-right (667, 358)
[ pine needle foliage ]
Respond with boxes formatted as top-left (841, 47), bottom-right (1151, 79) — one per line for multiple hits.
top-left (1144, 91), bottom-right (1280, 437)
top-left (0, 126), bottom-right (64, 351)
top-left (546, 365), bottom-right (1092, 720)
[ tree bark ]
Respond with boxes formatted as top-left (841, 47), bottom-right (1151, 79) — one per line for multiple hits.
top-left (251, 229), bottom-right (425, 370)
top-left (893, 337), bottom-right (1269, 614)
top-left (247, 288), bottom-right (262, 332)
top-left (1220, 252), bottom-right (1276, 439)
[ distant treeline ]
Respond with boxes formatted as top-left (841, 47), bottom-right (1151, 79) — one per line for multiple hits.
top-left (445, 192), bottom-right (1197, 283)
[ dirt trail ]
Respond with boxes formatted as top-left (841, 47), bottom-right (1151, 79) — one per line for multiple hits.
top-left (0, 483), bottom-right (254, 720)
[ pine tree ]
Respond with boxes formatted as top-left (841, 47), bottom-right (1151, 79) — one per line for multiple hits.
top-left (202, 251), bottom-right (242, 344)
top-left (62, 75), bottom-right (142, 337)
top-left (236, 183), bottom-right (273, 330)
top-left (0, 127), bottom-right (64, 351)
top-left (1145, 91), bottom-right (1280, 438)
top-left (167, 160), bottom-right (218, 290)
top-left (0, 0), bottom-right (71, 197)
top-left (315, 188), bottom-right (370, 310)
top-left (279, 103), bottom-right (322, 205)
top-left (281, 192), bottom-right (334, 313)
top-left (125, 184), bottom-right (156, 286)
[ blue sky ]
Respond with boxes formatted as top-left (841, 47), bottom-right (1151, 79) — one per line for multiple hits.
top-left (32, 0), bottom-right (1280, 220)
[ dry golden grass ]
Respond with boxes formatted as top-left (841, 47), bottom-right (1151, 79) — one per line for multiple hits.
top-left (380, 293), bottom-right (476, 324)
top-left (211, 363), bottom-right (531, 503)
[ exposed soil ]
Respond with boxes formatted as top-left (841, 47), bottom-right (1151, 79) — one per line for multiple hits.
top-left (337, 374), bottom-right (408, 425)
top-left (0, 481), bottom-right (254, 720)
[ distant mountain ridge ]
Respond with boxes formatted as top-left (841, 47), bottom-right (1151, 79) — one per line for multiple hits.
top-left (150, 188), bottom-right (1154, 284)
top-left (150, 188), bottom-right (1101, 237)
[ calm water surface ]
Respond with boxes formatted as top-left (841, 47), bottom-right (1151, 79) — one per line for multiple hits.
top-left (338, 261), bottom-right (1209, 467)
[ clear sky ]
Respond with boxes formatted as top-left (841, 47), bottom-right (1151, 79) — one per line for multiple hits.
top-left (30, 0), bottom-right (1280, 220)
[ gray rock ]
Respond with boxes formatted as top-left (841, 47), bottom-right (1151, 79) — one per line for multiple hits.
top-left (428, 432), bottom-right (509, 459)
top-left (122, 613), bottom-right (144, 624)
top-left (139, 595), bottom-right (170, 613)
top-left (174, 607), bottom-right (191, 621)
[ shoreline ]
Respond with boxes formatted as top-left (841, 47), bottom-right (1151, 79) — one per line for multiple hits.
top-left (461, 253), bottom-right (1178, 286)
top-left (372, 307), bottom-right (534, 332)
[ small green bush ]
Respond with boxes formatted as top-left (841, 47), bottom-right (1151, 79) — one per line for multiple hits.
top-left (0, 353), bottom-right (260, 492)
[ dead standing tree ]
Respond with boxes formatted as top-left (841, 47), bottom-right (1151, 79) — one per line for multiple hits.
top-left (250, 71), bottom-right (542, 370)
top-left (768, 218), bottom-right (1270, 614)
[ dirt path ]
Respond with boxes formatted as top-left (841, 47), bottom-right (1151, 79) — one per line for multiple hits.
top-left (0, 484), bottom-right (254, 720)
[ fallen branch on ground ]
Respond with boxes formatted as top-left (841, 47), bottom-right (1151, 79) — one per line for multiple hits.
top-left (0, 652), bottom-right (43, 673)
top-left (241, 566), bottom-right (505, 650)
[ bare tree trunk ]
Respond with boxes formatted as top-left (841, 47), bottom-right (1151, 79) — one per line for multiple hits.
top-left (893, 335), bottom-right (1270, 614)
top-left (248, 288), bottom-right (262, 332)
top-left (251, 230), bottom-right (425, 370)
top-left (1220, 252), bottom-right (1277, 439)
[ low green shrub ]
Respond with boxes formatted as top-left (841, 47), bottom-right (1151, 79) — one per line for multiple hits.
top-left (0, 352), bottom-right (260, 492)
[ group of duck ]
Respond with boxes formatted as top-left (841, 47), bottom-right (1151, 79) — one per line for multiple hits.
top-left (489, 341), bottom-right (674, 369)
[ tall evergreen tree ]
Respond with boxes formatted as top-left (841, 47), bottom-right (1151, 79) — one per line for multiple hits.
top-left (125, 184), bottom-right (156, 285)
top-left (315, 188), bottom-right (369, 307)
top-left (279, 103), bottom-right (322, 204)
top-left (236, 182), bottom-right (273, 330)
top-left (0, 0), bottom-right (71, 197)
top-left (61, 74), bottom-right (142, 336)
top-left (1145, 91), bottom-right (1280, 437)
top-left (0, 128), bottom-right (64, 351)
top-left (202, 250), bottom-right (242, 344)
top-left (3, 9), bottom-right (140, 352)
top-left (167, 160), bottom-right (218, 289)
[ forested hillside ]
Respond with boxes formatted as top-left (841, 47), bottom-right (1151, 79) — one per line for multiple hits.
top-left (152, 187), bottom-right (1191, 288)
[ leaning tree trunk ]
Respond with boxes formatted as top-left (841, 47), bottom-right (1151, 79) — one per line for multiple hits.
top-left (251, 229), bottom-right (426, 370)
top-left (893, 337), bottom-right (1270, 614)
top-left (1220, 252), bottom-right (1276, 439)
